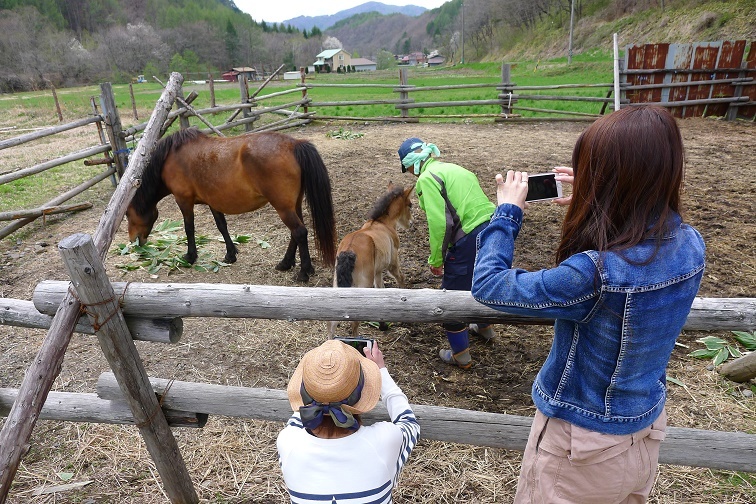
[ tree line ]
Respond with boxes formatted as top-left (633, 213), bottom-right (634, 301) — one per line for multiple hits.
top-left (0, 0), bottom-right (683, 93)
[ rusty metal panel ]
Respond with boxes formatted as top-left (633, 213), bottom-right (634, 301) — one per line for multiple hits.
top-left (738, 41), bottom-right (756, 121)
top-left (706, 40), bottom-right (746, 117)
top-left (685, 42), bottom-right (721, 118)
top-left (622, 40), bottom-right (751, 120)
top-left (668, 44), bottom-right (694, 118)
top-left (624, 43), bottom-right (669, 105)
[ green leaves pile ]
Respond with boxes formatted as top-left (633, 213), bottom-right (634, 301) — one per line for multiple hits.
top-left (689, 331), bottom-right (756, 367)
top-left (114, 219), bottom-right (264, 275)
top-left (326, 127), bottom-right (364, 140)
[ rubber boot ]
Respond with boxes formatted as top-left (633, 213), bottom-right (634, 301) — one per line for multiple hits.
top-left (469, 323), bottom-right (496, 341)
top-left (439, 328), bottom-right (472, 369)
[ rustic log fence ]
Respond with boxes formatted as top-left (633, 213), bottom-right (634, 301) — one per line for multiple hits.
top-left (1, 46), bottom-right (755, 499)
top-left (3, 40), bottom-right (753, 239)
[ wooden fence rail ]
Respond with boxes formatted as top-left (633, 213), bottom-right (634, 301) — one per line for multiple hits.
top-left (31, 281), bottom-right (756, 331)
top-left (1, 370), bottom-right (754, 472)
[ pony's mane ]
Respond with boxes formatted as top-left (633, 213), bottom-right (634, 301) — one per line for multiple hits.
top-left (131, 128), bottom-right (206, 215)
top-left (367, 186), bottom-right (405, 221)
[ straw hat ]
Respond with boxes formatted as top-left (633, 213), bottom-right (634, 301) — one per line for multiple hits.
top-left (287, 340), bottom-right (382, 415)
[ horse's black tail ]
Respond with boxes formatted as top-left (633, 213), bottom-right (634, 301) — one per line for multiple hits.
top-left (294, 141), bottom-right (337, 266)
top-left (335, 251), bottom-right (356, 287)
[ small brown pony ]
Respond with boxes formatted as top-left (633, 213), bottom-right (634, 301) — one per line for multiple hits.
top-left (328, 182), bottom-right (414, 336)
top-left (126, 128), bottom-right (336, 282)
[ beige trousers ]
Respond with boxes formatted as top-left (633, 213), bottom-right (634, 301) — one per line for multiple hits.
top-left (514, 408), bottom-right (667, 504)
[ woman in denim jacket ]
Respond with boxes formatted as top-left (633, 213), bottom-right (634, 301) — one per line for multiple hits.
top-left (472, 106), bottom-right (705, 503)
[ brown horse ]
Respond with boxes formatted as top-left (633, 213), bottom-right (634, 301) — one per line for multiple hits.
top-left (126, 127), bottom-right (336, 282)
top-left (328, 182), bottom-right (414, 336)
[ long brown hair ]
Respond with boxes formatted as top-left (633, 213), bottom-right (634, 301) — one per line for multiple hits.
top-left (555, 106), bottom-right (685, 264)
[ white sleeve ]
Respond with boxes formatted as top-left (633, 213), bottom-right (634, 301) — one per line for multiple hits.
top-left (380, 368), bottom-right (420, 481)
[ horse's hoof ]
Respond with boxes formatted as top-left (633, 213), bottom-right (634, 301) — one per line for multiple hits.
top-left (183, 253), bottom-right (197, 265)
top-left (305, 264), bottom-right (315, 275)
top-left (295, 271), bottom-right (310, 283)
top-left (276, 261), bottom-right (294, 271)
top-left (378, 322), bottom-right (390, 331)
top-left (224, 254), bottom-right (237, 264)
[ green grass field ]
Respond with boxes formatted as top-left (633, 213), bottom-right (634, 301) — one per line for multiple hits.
top-left (0, 53), bottom-right (614, 130)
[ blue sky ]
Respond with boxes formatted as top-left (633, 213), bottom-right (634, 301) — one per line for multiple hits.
top-left (235, 1), bottom-right (448, 24)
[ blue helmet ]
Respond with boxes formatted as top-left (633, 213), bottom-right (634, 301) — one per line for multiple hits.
top-left (397, 137), bottom-right (424, 172)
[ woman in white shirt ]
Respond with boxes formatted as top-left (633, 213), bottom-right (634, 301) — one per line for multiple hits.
top-left (277, 339), bottom-right (420, 504)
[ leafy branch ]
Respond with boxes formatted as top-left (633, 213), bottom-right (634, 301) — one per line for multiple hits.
top-left (113, 219), bottom-right (265, 274)
top-left (689, 331), bottom-right (756, 367)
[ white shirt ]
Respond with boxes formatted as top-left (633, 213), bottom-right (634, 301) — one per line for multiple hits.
top-left (277, 368), bottom-right (420, 503)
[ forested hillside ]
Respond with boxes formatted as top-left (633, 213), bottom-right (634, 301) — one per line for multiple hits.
top-left (0, 0), bottom-right (753, 93)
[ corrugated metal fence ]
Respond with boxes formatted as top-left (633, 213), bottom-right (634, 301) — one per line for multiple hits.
top-left (623, 40), bottom-right (755, 120)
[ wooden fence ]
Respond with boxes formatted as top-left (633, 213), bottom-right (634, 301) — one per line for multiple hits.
top-left (1, 76), bottom-right (755, 502)
top-left (3, 40), bottom-right (753, 239)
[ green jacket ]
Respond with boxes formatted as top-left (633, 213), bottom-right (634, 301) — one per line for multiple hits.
top-left (416, 158), bottom-right (495, 267)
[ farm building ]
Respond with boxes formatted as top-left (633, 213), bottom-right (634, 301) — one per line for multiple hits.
top-left (221, 66), bottom-right (257, 82)
top-left (314, 48), bottom-right (351, 72)
top-left (400, 52), bottom-right (427, 66)
top-left (351, 57), bottom-right (377, 71)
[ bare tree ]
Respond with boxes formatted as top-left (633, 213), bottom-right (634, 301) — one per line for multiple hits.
top-left (95, 23), bottom-right (170, 76)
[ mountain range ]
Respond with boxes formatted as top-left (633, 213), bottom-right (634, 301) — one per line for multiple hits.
top-left (281, 2), bottom-right (428, 31)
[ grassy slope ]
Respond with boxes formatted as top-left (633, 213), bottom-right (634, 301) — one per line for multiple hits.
top-left (491, 0), bottom-right (756, 62)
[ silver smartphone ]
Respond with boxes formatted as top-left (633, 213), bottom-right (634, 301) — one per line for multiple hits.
top-left (334, 337), bottom-right (374, 354)
top-left (526, 173), bottom-right (563, 202)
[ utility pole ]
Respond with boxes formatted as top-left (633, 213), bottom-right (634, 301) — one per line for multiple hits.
top-left (568, 0), bottom-right (575, 64)
top-left (461, 1), bottom-right (465, 64)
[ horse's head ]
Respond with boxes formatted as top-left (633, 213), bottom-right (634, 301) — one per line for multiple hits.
top-left (386, 182), bottom-right (415, 231)
top-left (126, 203), bottom-right (158, 245)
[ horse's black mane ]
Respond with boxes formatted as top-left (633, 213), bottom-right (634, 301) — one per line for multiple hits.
top-left (131, 127), bottom-right (207, 215)
top-left (367, 186), bottom-right (405, 221)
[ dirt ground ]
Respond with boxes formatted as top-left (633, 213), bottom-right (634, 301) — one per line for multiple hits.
top-left (0, 118), bottom-right (754, 503)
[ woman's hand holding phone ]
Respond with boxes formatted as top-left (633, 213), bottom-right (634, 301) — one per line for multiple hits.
top-left (552, 166), bottom-right (573, 206)
top-left (495, 170), bottom-right (529, 209)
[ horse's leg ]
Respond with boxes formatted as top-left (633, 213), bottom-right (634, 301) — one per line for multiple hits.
top-left (275, 209), bottom-right (312, 282)
top-left (275, 237), bottom-right (298, 272)
top-left (210, 209), bottom-right (238, 263)
top-left (387, 256), bottom-right (406, 288)
top-left (179, 204), bottom-right (198, 264)
top-left (295, 202), bottom-right (315, 276)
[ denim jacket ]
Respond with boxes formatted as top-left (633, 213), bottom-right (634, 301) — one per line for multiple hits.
top-left (472, 204), bottom-right (705, 435)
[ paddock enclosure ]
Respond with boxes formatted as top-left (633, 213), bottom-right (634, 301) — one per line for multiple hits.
top-left (1, 114), bottom-right (754, 501)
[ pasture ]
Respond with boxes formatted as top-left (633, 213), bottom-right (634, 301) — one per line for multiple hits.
top-left (0, 117), bottom-right (754, 502)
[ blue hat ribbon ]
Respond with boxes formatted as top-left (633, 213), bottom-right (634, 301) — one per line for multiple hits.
top-left (298, 366), bottom-right (365, 431)
top-left (402, 142), bottom-right (440, 175)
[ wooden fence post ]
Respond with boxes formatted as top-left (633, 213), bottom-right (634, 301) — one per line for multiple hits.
top-left (300, 66), bottom-right (308, 114)
top-left (176, 88), bottom-right (191, 130)
top-left (0, 72), bottom-right (184, 504)
top-left (50, 82), bottom-right (63, 122)
top-left (99, 82), bottom-right (129, 178)
top-left (58, 234), bottom-right (198, 503)
top-left (208, 72), bottom-right (216, 108)
top-left (239, 75), bottom-right (253, 132)
top-left (89, 97), bottom-right (117, 187)
top-left (128, 83), bottom-right (139, 120)
top-left (399, 68), bottom-right (409, 119)
top-left (497, 62), bottom-right (514, 121)
top-left (726, 68), bottom-right (746, 121)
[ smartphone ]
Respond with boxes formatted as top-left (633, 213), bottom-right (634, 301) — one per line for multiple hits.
top-left (526, 173), bottom-right (563, 202)
top-left (334, 337), bottom-right (374, 354)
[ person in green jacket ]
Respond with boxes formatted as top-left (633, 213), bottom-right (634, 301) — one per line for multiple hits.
top-left (398, 137), bottom-right (497, 368)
